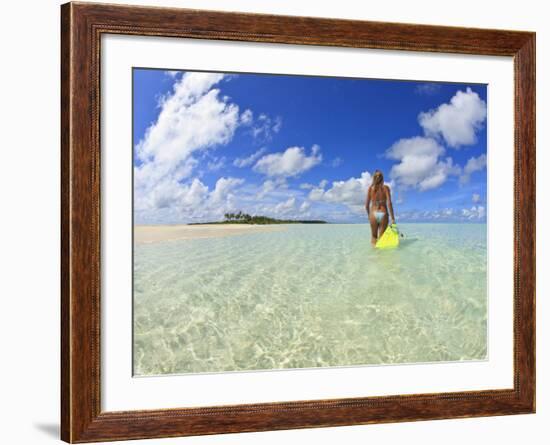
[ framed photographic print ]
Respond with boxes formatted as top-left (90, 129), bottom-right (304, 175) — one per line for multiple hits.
top-left (61, 2), bottom-right (535, 442)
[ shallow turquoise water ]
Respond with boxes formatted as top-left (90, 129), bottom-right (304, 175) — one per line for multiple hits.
top-left (133, 224), bottom-right (487, 376)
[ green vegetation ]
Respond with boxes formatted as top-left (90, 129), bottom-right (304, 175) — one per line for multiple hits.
top-left (189, 211), bottom-right (327, 225)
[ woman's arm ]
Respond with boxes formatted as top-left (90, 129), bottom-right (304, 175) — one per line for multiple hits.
top-left (365, 186), bottom-right (371, 216)
top-left (386, 186), bottom-right (396, 223)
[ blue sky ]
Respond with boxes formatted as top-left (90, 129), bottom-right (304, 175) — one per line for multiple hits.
top-left (133, 68), bottom-right (487, 224)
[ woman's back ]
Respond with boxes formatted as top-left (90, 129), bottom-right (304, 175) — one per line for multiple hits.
top-left (370, 185), bottom-right (387, 209)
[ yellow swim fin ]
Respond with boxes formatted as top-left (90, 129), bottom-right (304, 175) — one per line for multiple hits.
top-left (376, 224), bottom-right (400, 249)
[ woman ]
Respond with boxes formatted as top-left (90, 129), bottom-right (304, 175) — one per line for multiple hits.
top-left (365, 170), bottom-right (396, 246)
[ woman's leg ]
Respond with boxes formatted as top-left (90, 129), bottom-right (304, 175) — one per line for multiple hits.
top-left (378, 213), bottom-right (389, 238)
top-left (369, 213), bottom-right (378, 246)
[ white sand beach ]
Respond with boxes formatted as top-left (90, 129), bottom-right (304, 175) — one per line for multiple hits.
top-left (134, 224), bottom-right (286, 244)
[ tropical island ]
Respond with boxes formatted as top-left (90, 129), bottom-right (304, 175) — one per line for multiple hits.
top-left (189, 211), bottom-right (327, 225)
top-left (134, 212), bottom-right (327, 244)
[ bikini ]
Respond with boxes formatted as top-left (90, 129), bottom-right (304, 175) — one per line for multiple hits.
top-left (371, 191), bottom-right (387, 223)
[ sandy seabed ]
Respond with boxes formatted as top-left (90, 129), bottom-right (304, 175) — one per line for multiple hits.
top-left (134, 224), bottom-right (286, 244)
top-left (133, 223), bottom-right (488, 375)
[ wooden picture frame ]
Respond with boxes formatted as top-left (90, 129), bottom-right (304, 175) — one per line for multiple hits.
top-left (61, 2), bottom-right (535, 442)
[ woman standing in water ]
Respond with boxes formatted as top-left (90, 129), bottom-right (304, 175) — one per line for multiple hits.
top-left (365, 170), bottom-right (396, 246)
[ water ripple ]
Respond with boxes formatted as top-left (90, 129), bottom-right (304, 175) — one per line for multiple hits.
top-left (134, 224), bottom-right (487, 375)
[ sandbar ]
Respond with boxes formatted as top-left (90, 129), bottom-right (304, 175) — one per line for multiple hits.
top-left (134, 224), bottom-right (286, 244)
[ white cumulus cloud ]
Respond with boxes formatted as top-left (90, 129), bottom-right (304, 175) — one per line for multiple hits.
top-left (233, 148), bottom-right (266, 168)
top-left (414, 83), bottom-right (442, 95)
top-left (309, 171), bottom-right (373, 213)
top-left (253, 145), bottom-right (322, 178)
top-left (460, 154), bottom-right (487, 184)
top-left (210, 177), bottom-right (244, 204)
top-left (418, 87), bottom-right (487, 148)
top-left (240, 109), bottom-right (253, 125)
top-left (134, 176), bottom-right (246, 224)
top-left (134, 72), bottom-right (248, 222)
top-left (461, 205), bottom-right (486, 220)
top-left (207, 156), bottom-right (226, 171)
top-left (136, 72), bottom-right (239, 166)
top-left (397, 205), bottom-right (486, 222)
top-left (249, 113), bottom-right (282, 142)
top-left (386, 137), bottom-right (460, 191)
top-left (255, 179), bottom-right (276, 199)
top-left (273, 197), bottom-right (297, 215)
top-left (165, 71), bottom-right (179, 78)
top-left (300, 201), bottom-right (311, 212)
